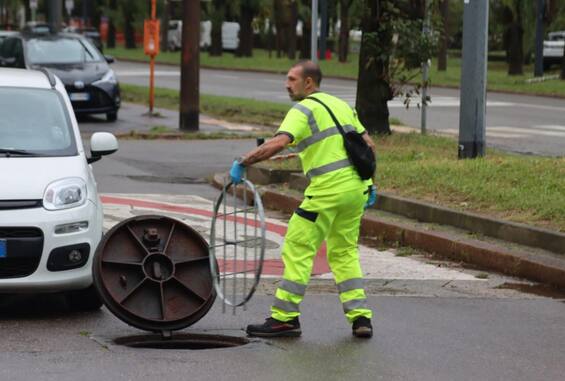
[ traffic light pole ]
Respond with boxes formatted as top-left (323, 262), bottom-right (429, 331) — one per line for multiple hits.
top-left (179, 0), bottom-right (200, 131)
top-left (458, 0), bottom-right (488, 159)
top-left (311, 0), bottom-right (318, 62)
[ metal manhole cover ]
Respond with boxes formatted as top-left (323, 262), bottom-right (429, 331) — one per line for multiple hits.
top-left (93, 215), bottom-right (216, 332)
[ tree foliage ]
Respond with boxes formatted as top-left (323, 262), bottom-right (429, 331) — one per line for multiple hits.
top-left (356, 0), bottom-right (438, 135)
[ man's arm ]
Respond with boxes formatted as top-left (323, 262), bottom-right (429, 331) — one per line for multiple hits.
top-left (362, 131), bottom-right (376, 153)
top-left (239, 134), bottom-right (292, 166)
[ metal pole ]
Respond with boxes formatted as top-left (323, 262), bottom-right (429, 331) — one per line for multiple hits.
top-left (458, 0), bottom-right (489, 159)
top-left (179, 0), bottom-right (200, 131)
top-left (534, 0), bottom-right (545, 77)
top-left (149, 0), bottom-right (156, 113)
top-left (421, 0), bottom-right (430, 135)
top-left (311, 0), bottom-right (318, 62)
top-left (319, 0), bottom-right (327, 60)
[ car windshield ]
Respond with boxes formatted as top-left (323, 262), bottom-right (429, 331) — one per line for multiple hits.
top-left (0, 87), bottom-right (77, 156)
top-left (26, 37), bottom-right (103, 64)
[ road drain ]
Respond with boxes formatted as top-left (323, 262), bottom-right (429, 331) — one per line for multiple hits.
top-left (115, 333), bottom-right (249, 350)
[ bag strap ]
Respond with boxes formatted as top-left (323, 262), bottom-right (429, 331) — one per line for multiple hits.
top-left (305, 96), bottom-right (346, 136)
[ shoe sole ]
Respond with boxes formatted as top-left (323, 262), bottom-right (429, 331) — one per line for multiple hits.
top-left (246, 329), bottom-right (302, 338)
top-left (353, 327), bottom-right (373, 338)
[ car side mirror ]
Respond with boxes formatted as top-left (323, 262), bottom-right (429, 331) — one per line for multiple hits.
top-left (88, 132), bottom-right (118, 164)
top-left (104, 55), bottom-right (115, 64)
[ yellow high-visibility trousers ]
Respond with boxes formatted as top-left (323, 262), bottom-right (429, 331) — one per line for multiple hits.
top-left (271, 188), bottom-right (373, 323)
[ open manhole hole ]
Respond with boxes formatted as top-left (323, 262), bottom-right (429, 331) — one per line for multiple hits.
top-left (115, 333), bottom-right (249, 350)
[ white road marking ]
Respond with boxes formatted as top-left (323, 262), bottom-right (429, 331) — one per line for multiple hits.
top-left (533, 125), bottom-right (565, 132)
top-left (117, 70), bottom-right (180, 77)
top-left (489, 126), bottom-right (565, 137)
top-left (101, 193), bottom-right (479, 281)
top-left (438, 126), bottom-right (565, 139)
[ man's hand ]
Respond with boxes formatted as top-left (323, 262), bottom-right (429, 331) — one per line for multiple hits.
top-left (230, 160), bottom-right (245, 184)
top-left (365, 185), bottom-right (377, 210)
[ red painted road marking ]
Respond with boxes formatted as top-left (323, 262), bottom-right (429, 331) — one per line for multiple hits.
top-left (102, 195), bottom-right (330, 275)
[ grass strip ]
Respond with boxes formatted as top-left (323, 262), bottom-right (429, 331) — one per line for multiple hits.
top-left (121, 83), bottom-right (288, 126)
top-left (120, 83), bottom-right (403, 127)
top-left (261, 133), bottom-right (565, 232)
top-left (108, 47), bottom-right (565, 98)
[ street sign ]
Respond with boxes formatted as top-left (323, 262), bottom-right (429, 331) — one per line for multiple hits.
top-left (144, 19), bottom-right (160, 56)
top-left (30, 0), bottom-right (38, 10)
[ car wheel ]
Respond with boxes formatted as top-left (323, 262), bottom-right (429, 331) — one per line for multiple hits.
top-left (106, 111), bottom-right (118, 122)
top-left (66, 285), bottom-right (103, 312)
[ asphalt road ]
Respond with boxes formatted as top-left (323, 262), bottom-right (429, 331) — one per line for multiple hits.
top-left (112, 60), bottom-right (565, 156)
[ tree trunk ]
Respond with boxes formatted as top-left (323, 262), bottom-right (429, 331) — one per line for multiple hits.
top-left (287, 0), bottom-right (298, 59)
top-left (236, 5), bottom-right (254, 57)
top-left (300, 19), bottom-right (311, 59)
top-left (338, 0), bottom-right (351, 63)
top-left (160, 0), bottom-right (170, 52)
top-left (506, 22), bottom-right (523, 75)
top-left (356, 0), bottom-right (392, 135)
top-left (561, 43), bottom-right (565, 80)
top-left (210, 19), bottom-right (223, 55)
top-left (274, 0), bottom-right (285, 58)
top-left (107, 0), bottom-right (117, 49)
top-left (437, 0), bottom-right (448, 71)
top-left (123, 7), bottom-right (136, 49)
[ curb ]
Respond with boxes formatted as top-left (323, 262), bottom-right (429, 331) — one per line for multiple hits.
top-left (255, 168), bottom-right (565, 255)
top-left (211, 173), bottom-right (565, 290)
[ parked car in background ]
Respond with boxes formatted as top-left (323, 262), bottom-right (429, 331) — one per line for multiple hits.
top-left (543, 31), bottom-right (565, 70)
top-left (63, 26), bottom-right (104, 52)
top-left (0, 29), bottom-right (120, 121)
top-left (167, 20), bottom-right (239, 51)
top-left (0, 30), bottom-right (16, 46)
top-left (0, 68), bottom-right (118, 311)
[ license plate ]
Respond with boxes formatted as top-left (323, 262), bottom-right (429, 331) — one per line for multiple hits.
top-left (0, 240), bottom-right (6, 258)
top-left (70, 92), bottom-right (90, 101)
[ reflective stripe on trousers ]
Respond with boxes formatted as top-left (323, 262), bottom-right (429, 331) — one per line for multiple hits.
top-left (271, 189), bottom-right (373, 323)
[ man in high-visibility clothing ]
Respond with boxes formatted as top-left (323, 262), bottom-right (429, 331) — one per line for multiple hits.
top-left (229, 60), bottom-right (377, 338)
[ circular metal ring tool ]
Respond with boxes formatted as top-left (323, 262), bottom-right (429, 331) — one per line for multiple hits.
top-left (93, 215), bottom-right (216, 332)
top-left (209, 179), bottom-right (266, 313)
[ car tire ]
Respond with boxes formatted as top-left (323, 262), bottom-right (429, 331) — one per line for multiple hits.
top-left (66, 285), bottom-right (103, 312)
top-left (106, 111), bottom-right (118, 122)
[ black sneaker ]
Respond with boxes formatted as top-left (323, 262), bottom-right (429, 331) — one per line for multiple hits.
top-left (352, 316), bottom-right (373, 338)
top-left (246, 317), bottom-right (302, 337)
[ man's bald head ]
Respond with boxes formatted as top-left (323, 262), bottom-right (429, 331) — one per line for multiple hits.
top-left (285, 60), bottom-right (322, 101)
top-left (291, 60), bottom-right (323, 86)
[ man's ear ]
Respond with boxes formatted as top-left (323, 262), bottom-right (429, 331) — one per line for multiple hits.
top-left (304, 76), bottom-right (314, 89)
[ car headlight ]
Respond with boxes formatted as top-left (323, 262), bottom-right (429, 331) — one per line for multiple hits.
top-left (94, 69), bottom-right (117, 85)
top-left (43, 178), bottom-right (87, 211)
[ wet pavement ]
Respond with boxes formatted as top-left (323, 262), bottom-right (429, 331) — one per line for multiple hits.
top-left (2, 194), bottom-right (565, 380)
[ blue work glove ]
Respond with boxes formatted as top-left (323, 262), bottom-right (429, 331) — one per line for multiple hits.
top-left (229, 159), bottom-right (245, 184)
top-left (365, 185), bottom-right (377, 210)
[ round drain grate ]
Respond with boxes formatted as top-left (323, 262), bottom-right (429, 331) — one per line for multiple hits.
top-left (114, 333), bottom-right (249, 350)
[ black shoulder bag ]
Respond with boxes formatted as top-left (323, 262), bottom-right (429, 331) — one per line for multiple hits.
top-left (306, 96), bottom-right (376, 180)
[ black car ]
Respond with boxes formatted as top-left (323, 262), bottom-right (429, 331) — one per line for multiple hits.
top-left (0, 30), bottom-right (120, 121)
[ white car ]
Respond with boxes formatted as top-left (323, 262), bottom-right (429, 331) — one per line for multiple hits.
top-left (0, 68), bottom-right (118, 310)
top-left (168, 20), bottom-right (239, 51)
top-left (543, 31), bottom-right (565, 70)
